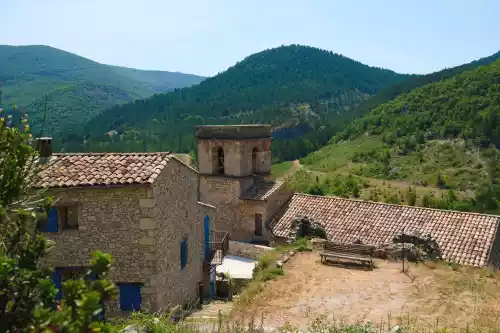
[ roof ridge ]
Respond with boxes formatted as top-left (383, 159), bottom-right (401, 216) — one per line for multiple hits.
top-left (52, 152), bottom-right (172, 156)
top-left (293, 193), bottom-right (500, 219)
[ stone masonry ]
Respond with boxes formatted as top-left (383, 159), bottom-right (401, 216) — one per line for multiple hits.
top-left (39, 153), bottom-right (215, 316)
top-left (197, 125), bottom-right (293, 243)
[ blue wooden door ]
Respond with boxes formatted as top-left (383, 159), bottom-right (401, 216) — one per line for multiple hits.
top-left (204, 216), bottom-right (211, 261)
top-left (210, 270), bottom-right (215, 297)
top-left (119, 284), bottom-right (141, 311)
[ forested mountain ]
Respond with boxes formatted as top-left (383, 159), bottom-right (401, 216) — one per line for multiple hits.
top-left (347, 49), bottom-right (500, 121)
top-left (61, 45), bottom-right (409, 158)
top-left (0, 45), bottom-right (205, 136)
top-left (293, 60), bottom-right (500, 215)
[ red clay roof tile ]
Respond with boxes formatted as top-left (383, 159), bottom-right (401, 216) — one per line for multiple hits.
top-left (34, 152), bottom-right (172, 188)
top-left (269, 194), bottom-right (500, 267)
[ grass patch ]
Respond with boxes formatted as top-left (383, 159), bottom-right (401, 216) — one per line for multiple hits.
top-left (271, 161), bottom-right (294, 178)
top-left (260, 267), bottom-right (284, 281)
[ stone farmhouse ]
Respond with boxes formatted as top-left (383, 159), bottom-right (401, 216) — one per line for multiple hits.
top-left (34, 138), bottom-right (228, 317)
top-left (34, 124), bottom-right (500, 317)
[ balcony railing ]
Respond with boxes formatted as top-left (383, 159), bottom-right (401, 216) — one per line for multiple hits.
top-left (207, 230), bottom-right (229, 265)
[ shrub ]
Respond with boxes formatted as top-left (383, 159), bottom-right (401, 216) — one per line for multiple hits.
top-left (260, 267), bottom-right (284, 281)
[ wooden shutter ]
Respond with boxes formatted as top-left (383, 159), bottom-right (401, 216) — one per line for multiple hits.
top-left (43, 207), bottom-right (59, 232)
top-left (119, 284), bottom-right (141, 311)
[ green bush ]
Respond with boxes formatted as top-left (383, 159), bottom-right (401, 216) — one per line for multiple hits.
top-left (0, 119), bottom-right (116, 332)
top-left (260, 267), bottom-right (284, 281)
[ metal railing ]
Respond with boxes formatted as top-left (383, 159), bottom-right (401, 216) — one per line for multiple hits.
top-left (208, 230), bottom-right (229, 265)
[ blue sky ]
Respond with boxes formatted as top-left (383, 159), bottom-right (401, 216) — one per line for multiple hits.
top-left (2, 0), bottom-right (499, 76)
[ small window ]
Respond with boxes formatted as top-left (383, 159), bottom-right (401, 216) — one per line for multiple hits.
top-left (59, 205), bottom-right (78, 230)
top-left (254, 213), bottom-right (263, 237)
top-left (180, 236), bottom-right (188, 270)
top-left (214, 147), bottom-right (224, 175)
top-left (39, 205), bottom-right (78, 232)
top-left (119, 283), bottom-right (142, 311)
top-left (252, 147), bottom-right (259, 172)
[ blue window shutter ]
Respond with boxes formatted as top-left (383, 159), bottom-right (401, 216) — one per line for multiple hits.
top-left (119, 284), bottom-right (141, 311)
top-left (181, 239), bottom-right (187, 270)
top-left (204, 216), bottom-right (211, 261)
top-left (43, 207), bottom-right (59, 232)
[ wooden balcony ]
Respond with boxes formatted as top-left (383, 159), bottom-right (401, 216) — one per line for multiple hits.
top-left (207, 230), bottom-right (229, 265)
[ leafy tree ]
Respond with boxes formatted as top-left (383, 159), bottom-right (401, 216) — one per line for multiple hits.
top-left (0, 116), bottom-right (116, 332)
top-left (475, 182), bottom-right (499, 211)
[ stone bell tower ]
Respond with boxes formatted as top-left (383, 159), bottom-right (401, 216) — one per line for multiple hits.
top-left (196, 125), bottom-right (272, 237)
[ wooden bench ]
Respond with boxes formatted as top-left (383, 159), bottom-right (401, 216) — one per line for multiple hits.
top-left (320, 242), bottom-right (375, 268)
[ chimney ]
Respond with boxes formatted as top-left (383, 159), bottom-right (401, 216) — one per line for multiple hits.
top-left (37, 137), bottom-right (52, 159)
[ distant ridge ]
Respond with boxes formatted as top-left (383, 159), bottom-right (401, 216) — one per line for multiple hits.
top-left (0, 44), bottom-right (205, 136)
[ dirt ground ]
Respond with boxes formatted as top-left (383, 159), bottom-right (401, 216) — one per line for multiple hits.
top-left (233, 252), bottom-right (500, 331)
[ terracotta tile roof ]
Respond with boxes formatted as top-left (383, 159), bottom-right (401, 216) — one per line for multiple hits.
top-left (240, 180), bottom-right (285, 201)
top-left (34, 152), bottom-right (173, 188)
top-left (269, 194), bottom-right (500, 267)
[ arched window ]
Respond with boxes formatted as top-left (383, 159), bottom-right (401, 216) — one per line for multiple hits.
top-left (214, 147), bottom-right (224, 175)
top-left (252, 147), bottom-right (259, 173)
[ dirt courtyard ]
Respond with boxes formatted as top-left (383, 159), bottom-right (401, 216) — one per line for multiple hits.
top-left (234, 252), bottom-right (500, 330)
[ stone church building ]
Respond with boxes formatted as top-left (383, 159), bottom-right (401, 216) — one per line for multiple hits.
top-left (196, 125), bottom-right (293, 242)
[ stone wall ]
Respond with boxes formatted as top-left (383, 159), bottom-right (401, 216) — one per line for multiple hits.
top-left (43, 185), bottom-right (157, 316)
top-left (199, 176), bottom-right (243, 235)
top-left (266, 183), bottom-right (294, 222)
top-left (240, 199), bottom-right (267, 242)
top-left (197, 139), bottom-right (271, 177)
top-left (238, 183), bottom-right (293, 243)
top-left (154, 157), bottom-right (212, 312)
top-left (228, 240), bottom-right (273, 259)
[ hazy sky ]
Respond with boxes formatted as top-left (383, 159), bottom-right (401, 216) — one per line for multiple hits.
top-left (2, 0), bottom-right (499, 76)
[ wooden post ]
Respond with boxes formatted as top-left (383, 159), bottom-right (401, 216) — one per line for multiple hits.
top-left (401, 228), bottom-right (405, 273)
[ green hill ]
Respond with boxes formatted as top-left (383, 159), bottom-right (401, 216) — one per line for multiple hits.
top-left (290, 60), bottom-right (500, 215)
top-left (0, 45), bottom-right (205, 136)
top-left (62, 44), bottom-right (409, 158)
top-left (345, 49), bottom-right (500, 122)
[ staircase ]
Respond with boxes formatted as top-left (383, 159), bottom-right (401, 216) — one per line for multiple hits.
top-left (206, 230), bottom-right (229, 266)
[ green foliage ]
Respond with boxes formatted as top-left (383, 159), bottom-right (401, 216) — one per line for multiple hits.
top-left (0, 45), bottom-right (204, 139)
top-left (407, 187), bottom-right (417, 206)
top-left (271, 161), bottom-right (294, 178)
top-left (0, 118), bottom-right (116, 332)
top-left (63, 45), bottom-right (408, 160)
top-left (260, 267), bottom-right (284, 281)
top-left (293, 60), bottom-right (500, 215)
top-left (336, 60), bottom-right (500, 148)
top-left (293, 238), bottom-right (312, 252)
top-left (347, 50), bottom-right (500, 126)
top-left (289, 170), bottom-right (364, 199)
